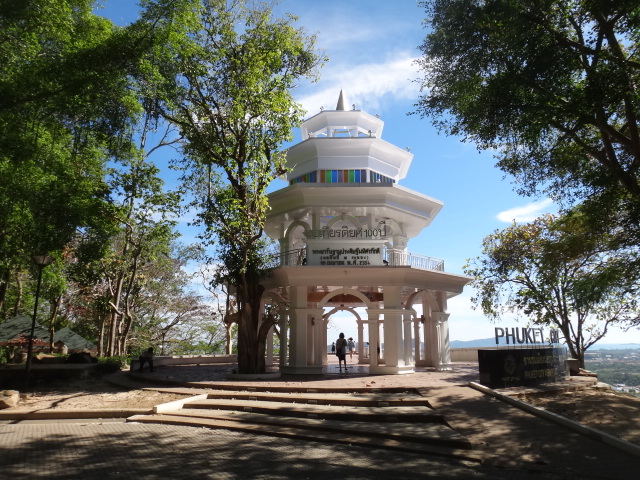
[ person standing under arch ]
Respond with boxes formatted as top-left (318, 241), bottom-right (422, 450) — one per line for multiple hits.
top-left (335, 333), bottom-right (348, 373)
top-left (347, 337), bottom-right (356, 361)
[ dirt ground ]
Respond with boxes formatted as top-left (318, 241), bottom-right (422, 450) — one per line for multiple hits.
top-left (7, 375), bottom-right (192, 411)
top-left (515, 387), bottom-right (640, 446)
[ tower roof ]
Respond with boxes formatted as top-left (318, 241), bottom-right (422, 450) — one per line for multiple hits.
top-left (289, 91), bottom-right (412, 182)
top-left (336, 89), bottom-right (347, 110)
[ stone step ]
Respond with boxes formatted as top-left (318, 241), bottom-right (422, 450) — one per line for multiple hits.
top-left (145, 383), bottom-right (416, 394)
top-left (127, 388), bottom-right (472, 456)
top-left (164, 390), bottom-right (432, 408)
top-left (182, 398), bottom-right (445, 423)
top-left (128, 413), bottom-right (478, 460)
top-left (150, 407), bottom-right (470, 448)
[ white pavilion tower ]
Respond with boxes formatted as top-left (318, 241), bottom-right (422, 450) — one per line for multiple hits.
top-left (262, 91), bottom-right (470, 374)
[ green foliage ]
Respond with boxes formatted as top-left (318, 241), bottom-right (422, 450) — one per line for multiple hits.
top-left (585, 349), bottom-right (640, 389)
top-left (0, 0), bottom-right (168, 315)
top-left (465, 214), bottom-right (640, 367)
top-left (0, 1), bottom-right (317, 362)
top-left (161, 0), bottom-right (325, 373)
top-left (95, 355), bottom-right (128, 374)
top-left (417, 0), bottom-right (640, 245)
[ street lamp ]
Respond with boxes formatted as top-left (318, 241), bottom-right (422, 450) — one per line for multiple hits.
top-left (24, 254), bottom-right (54, 390)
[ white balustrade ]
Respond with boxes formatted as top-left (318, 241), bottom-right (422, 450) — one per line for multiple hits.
top-left (271, 248), bottom-right (444, 271)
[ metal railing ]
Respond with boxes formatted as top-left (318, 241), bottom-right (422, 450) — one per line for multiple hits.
top-left (383, 249), bottom-right (445, 271)
top-left (273, 248), bottom-right (307, 267)
top-left (272, 247), bottom-right (445, 272)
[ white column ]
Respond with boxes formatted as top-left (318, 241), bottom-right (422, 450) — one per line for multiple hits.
top-left (357, 320), bottom-right (364, 364)
top-left (288, 286), bottom-right (307, 368)
top-left (436, 312), bottom-right (452, 371)
top-left (367, 308), bottom-right (413, 374)
top-left (322, 314), bottom-right (329, 365)
top-left (281, 286), bottom-right (323, 374)
top-left (366, 311), bottom-right (379, 367)
top-left (381, 286), bottom-right (403, 368)
top-left (425, 312), bottom-right (439, 368)
top-left (279, 311), bottom-right (289, 367)
top-left (403, 312), bottom-right (414, 366)
top-left (311, 309), bottom-right (324, 367)
top-left (413, 317), bottom-right (422, 364)
top-left (266, 326), bottom-right (274, 366)
top-left (306, 314), bottom-right (314, 365)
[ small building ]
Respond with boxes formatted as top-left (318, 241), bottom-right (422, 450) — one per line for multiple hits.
top-left (261, 92), bottom-right (471, 374)
top-left (0, 316), bottom-right (96, 354)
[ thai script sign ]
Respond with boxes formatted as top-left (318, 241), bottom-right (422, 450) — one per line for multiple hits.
top-left (478, 347), bottom-right (567, 388)
top-left (494, 327), bottom-right (560, 345)
top-left (306, 225), bottom-right (388, 239)
top-left (307, 244), bottom-right (383, 266)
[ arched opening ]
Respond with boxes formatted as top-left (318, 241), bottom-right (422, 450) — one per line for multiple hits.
top-left (315, 288), bottom-right (379, 373)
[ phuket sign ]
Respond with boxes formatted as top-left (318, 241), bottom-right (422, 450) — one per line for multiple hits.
top-left (494, 327), bottom-right (560, 346)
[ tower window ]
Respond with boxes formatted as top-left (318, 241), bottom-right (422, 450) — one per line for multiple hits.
top-left (289, 170), bottom-right (394, 185)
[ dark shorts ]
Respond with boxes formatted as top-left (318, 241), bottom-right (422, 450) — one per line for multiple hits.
top-left (336, 349), bottom-right (346, 360)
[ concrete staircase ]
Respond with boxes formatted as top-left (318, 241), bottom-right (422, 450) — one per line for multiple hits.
top-left (127, 387), bottom-right (476, 459)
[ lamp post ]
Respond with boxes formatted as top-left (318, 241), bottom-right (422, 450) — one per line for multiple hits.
top-left (25, 254), bottom-right (54, 390)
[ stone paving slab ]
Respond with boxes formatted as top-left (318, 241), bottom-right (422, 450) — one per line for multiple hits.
top-left (0, 423), bottom-right (579, 480)
top-left (2, 363), bottom-right (639, 479)
top-left (0, 408), bottom-right (149, 421)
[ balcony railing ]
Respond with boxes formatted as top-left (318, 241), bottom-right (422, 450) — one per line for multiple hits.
top-left (383, 249), bottom-right (445, 271)
top-left (272, 248), bottom-right (444, 272)
top-left (275, 248), bottom-right (307, 267)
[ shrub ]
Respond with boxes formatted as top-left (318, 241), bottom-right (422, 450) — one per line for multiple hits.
top-left (95, 355), bottom-right (129, 374)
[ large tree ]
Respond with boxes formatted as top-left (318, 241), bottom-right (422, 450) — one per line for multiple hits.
top-left (415, 0), bottom-right (640, 238)
top-left (0, 0), bottom-right (163, 314)
top-left (465, 214), bottom-right (640, 367)
top-left (164, 0), bottom-right (324, 373)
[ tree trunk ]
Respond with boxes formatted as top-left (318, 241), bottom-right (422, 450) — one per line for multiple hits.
top-left (237, 304), bottom-right (258, 373)
top-left (576, 348), bottom-right (586, 369)
top-left (106, 312), bottom-right (116, 356)
top-left (0, 269), bottom-right (8, 315)
top-left (11, 271), bottom-right (22, 317)
top-left (235, 277), bottom-right (279, 374)
top-left (107, 271), bottom-right (126, 357)
top-left (119, 309), bottom-right (132, 356)
top-left (225, 324), bottom-right (233, 355)
top-left (97, 311), bottom-right (106, 357)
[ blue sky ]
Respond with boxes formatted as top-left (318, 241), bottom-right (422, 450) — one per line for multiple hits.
top-left (97, 0), bottom-right (639, 345)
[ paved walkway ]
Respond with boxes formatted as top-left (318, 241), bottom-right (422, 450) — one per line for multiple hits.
top-left (1, 361), bottom-right (638, 479)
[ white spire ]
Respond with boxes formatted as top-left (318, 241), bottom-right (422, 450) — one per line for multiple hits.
top-left (336, 90), bottom-right (347, 111)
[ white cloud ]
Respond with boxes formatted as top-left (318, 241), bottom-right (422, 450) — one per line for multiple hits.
top-left (497, 198), bottom-right (555, 223)
top-left (295, 53), bottom-right (420, 115)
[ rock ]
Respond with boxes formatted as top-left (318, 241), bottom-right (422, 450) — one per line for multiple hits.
top-left (67, 352), bottom-right (98, 364)
top-left (594, 382), bottom-right (612, 391)
top-left (0, 390), bottom-right (20, 409)
top-left (565, 358), bottom-right (580, 375)
top-left (35, 353), bottom-right (65, 364)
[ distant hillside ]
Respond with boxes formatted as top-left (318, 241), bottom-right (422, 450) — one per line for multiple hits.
top-left (450, 338), bottom-right (497, 348)
top-left (450, 338), bottom-right (640, 350)
top-left (588, 343), bottom-right (640, 351)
